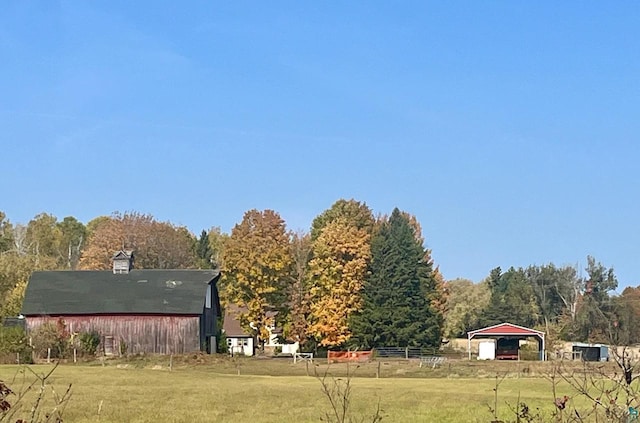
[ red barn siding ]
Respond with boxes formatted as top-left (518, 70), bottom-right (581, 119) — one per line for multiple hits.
top-left (26, 315), bottom-right (200, 355)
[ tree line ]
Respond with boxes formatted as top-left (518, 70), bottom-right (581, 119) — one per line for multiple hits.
top-left (445, 258), bottom-right (640, 348)
top-left (0, 200), bottom-right (637, 352)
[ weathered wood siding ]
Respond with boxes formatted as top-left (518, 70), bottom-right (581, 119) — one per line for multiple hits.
top-left (26, 315), bottom-right (201, 355)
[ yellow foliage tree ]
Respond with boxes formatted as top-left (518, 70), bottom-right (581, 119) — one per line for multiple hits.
top-left (284, 230), bottom-right (313, 345)
top-left (308, 219), bottom-right (371, 347)
top-left (222, 209), bottom-right (293, 346)
top-left (1, 279), bottom-right (27, 317)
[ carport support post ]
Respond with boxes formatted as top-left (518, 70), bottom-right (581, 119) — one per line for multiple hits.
top-left (468, 335), bottom-right (472, 360)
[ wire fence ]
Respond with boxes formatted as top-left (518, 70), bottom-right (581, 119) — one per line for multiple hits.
top-left (374, 347), bottom-right (441, 359)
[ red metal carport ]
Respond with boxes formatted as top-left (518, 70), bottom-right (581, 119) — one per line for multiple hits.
top-left (467, 322), bottom-right (546, 361)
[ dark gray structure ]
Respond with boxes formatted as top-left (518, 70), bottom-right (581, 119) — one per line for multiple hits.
top-left (22, 264), bottom-right (221, 355)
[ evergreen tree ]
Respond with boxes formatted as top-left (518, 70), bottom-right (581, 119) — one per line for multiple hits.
top-left (350, 208), bottom-right (443, 349)
top-left (479, 266), bottom-right (539, 329)
top-left (196, 229), bottom-right (213, 269)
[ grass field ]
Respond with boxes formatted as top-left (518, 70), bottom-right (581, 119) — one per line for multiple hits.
top-left (0, 357), bottom-right (610, 423)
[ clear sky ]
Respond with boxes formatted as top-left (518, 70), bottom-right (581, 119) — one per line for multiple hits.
top-left (2, 2), bottom-right (638, 287)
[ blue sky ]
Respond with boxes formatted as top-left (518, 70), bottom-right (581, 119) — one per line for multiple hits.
top-left (2, 2), bottom-right (639, 287)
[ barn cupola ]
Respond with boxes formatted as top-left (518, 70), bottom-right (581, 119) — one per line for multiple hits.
top-left (112, 250), bottom-right (134, 274)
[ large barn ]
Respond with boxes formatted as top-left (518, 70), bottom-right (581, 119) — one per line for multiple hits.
top-left (21, 251), bottom-right (221, 355)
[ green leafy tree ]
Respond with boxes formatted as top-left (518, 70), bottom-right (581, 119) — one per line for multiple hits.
top-left (0, 250), bottom-right (55, 317)
top-left (207, 226), bottom-right (228, 269)
top-left (527, 264), bottom-right (580, 331)
top-left (569, 256), bottom-right (618, 343)
top-left (0, 212), bottom-right (13, 253)
top-left (222, 209), bottom-right (294, 347)
top-left (610, 288), bottom-right (640, 345)
top-left (0, 280), bottom-right (27, 317)
top-left (443, 278), bottom-right (490, 338)
top-left (57, 216), bottom-right (86, 269)
top-left (350, 208), bottom-right (443, 349)
top-left (25, 213), bottom-right (62, 265)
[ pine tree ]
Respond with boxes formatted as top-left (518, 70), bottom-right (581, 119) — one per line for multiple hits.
top-left (196, 229), bottom-right (213, 269)
top-left (350, 208), bottom-right (443, 349)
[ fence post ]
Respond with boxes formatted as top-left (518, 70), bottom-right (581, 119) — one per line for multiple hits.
top-left (47, 348), bottom-right (51, 363)
top-left (405, 347), bottom-right (409, 360)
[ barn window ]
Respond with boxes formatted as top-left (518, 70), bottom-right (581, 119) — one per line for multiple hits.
top-left (112, 250), bottom-right (134, 274)
top-left (206, 285), bottom-right (212, 309)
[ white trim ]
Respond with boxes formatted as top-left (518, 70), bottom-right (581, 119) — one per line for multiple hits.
top-left (467, 322), bottom-right (546, 361)
top-left (468, 322), bottom-right (545, 337)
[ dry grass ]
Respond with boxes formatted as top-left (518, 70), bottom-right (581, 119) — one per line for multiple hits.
top-left (0, 358), bottom-right (602, 422)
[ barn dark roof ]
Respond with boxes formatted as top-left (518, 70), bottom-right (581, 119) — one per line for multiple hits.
top-left (22, 269), bottom-right (220, 316)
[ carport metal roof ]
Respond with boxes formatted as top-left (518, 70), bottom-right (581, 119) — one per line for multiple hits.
top-left (467, 322), bottom-right (546, 360)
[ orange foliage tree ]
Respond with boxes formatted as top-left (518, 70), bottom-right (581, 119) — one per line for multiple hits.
top-left (79, 212), bottom-right (197, 270)
top-left (308, 219), bottom-right (371, 347)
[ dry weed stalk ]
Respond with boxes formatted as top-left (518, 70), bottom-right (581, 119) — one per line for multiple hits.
top-left (315, 364), bottom-right (383, 423)
top-left (0, 363), bottom-right (71, 423)
top-left (490, 348), bottom-right (640, 423)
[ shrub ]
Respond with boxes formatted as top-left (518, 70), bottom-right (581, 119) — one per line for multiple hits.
top-left (119, 338), bottom-right (128, 356)
top-left (217, 332), bottom-right (228, 354)
top-left (78, 331), bottom-right (101, 356)
top-left (30, 320), bottom-right (70, 359)
top-left (0, 327), bottom-right (32, 364)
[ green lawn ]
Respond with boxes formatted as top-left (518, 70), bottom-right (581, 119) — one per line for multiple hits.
top-left (0, 359), bottom-right (599, 422)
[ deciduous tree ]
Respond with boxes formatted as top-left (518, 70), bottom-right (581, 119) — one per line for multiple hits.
top-left (612, 287), bottom-right (640, 345)
top-left (569, 256), bottom-right (618, 342)
top-left (284, 230), bottom-right (313, 346)
top-left (308, 219), bottom-right (371, 347)
top-left (79, 212), bottom-right (197, 269)
top-left (207, 226), bottom-right (228, 269)
top-left (443, 278), bottom-right (490, 338)
top-left (25, 213), bottom-right (62, 265)
top-left (222, 210), bottom-right (293, 347)
top-left (310, 199), bottom-right (374, 241)
top-left (57, 216), bottom-right (86, 269)
top-left (0, 212), bottom-right (13, 253)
